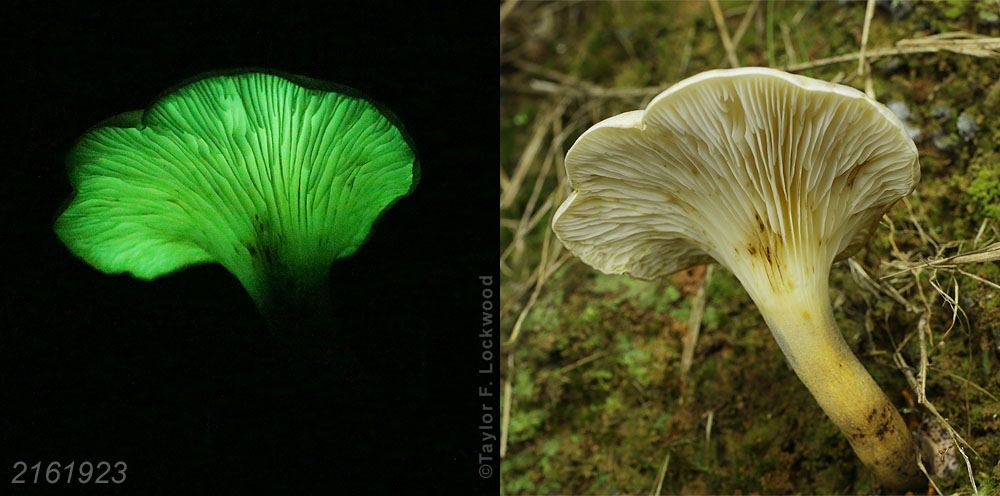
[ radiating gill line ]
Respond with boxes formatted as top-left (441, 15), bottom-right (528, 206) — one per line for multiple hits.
top-left (135, 131), bottom-right (245, 253)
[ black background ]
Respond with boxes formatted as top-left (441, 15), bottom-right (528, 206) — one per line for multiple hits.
top-left (1, 3), bottom-right (497, 494)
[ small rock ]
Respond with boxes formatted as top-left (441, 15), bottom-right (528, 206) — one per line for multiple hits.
top-left (887, 100), bottom-right (910, 121)
top-left (932, 132), bottom-right (957, 152)
top-left (979, 6), bottom-right (1000, 26)
top-left (885, 101), bottom-right (919, 140)
top-left (876, 0), bottom-right (915, 20)
top-left (931, 103), bottom-right (952, 120)
top-left (916, 419), bottom-right (960, 476)
top-left (957, 112), bottom-right (978, 142)
top-left (875, 57), bottom-right (905, 75)
top-left (614, 28), bottom-right (634, 43)
top-left (961, 296), bottom-right (976, 311)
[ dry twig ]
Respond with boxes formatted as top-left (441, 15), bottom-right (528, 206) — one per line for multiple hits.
top-left (916, 454), bottom-right (945, 496)
top-left (499, 99), bottom-right (564, 209)
top-left (929, 366), bottom-right (1000, 402)
top-left (500, 251), bottom-right (572, 319)
top-left (649, 451), bottom-right (671, 496)
top-left (709, 0), bottom-right (740, 68)
top-left (784, 32), bottom-right (1000, 72)
top-left (849, 258), bottom-right (919, 313)
top-left (883, 242), bottom-right (1000, 278)
top-left (559, 351), bottom-right (609, 374)
top-left (505, 219), bottom-right (554, 346)
top-left (858, 0), bottom-right (876, 76)
top-left (779, 22), bottom-right (797, 66)
top-left (500, 353), bottom-right (514, 458)
top-left (894, 349), bottom-right (980, 495)
top-left (501, 77), bottom-right (669, 100)
top-left (499, 0), bottom-right (521, 25)
top-left (680, 265), bottom-right (714, 378)
top-left (731, 0), bottom-right (760, 51)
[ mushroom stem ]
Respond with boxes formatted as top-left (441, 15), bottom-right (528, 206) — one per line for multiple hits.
top-left (254, 270), bottom-right (335, 335)
top-left (751, 277), bottom-right (922, 491)
top-left (229, 259), bottom-right (351, 364)
top-left (257, 270), bottom-right (361, 370)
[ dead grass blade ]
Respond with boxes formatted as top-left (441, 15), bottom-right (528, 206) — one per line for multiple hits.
top-left (500, 353), bottom-right (514, 458)
top-left (849, 258), bottom-right (919, 313)
top-left (929, 366), bottom-right (1000, 403)
top-left (505, 221), bottom-right (555, 346)
top-left (882, 242), bottom-right (1000, 279)
top-left (559, 351), bottom-right (609, 374)
top-left (916, 453), bottom-right (945, 496)
top-left (731, 0), bottom-right (760, 51)
top-left (680, 265), bottom-right (714, 379)
top-left (500, 98), bottom-right (565, 209)
top-left (784, 32), bottom-right (1000, 72)
top-left (894, 351), bottom-right (980, 494)
top-left (709, 0), bottom-right (739, 68)
top-left (649, 450), bottom-right (671, 496)
top-left (858, 0), bottom-right (876, 76)
top-left (779, 22), bottom-right (797, 67)
top-left (501, 77), bottom-right (670, 100)
top-left (499, 0), bottom-right (521, 25)
top-left (893, 347), bottom-right (980, 495)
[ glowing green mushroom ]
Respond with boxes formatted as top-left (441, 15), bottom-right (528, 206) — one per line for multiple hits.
top-left (55, 70), bottom-right (418, 334)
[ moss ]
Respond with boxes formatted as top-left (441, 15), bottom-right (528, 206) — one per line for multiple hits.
top-left (702, 305), bottom-right (721, 331)
top-left (941, 0), bottom-right (971, 19)
top-left (965, 153), bottom-right (1000, 219)
top-left (669, 300), bottom-right (692, 323)
top-left (501, 1), bottom-right (1000, 493)
top-left (706, 268), bottom-right (743, 302)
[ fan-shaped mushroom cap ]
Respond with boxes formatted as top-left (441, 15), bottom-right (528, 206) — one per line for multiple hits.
top-left (553, 67), bottom-right (925, 491)
top-left (55, 70), bottom-right (417, 312)
top-left (553, 67), bottom-right (918, 300)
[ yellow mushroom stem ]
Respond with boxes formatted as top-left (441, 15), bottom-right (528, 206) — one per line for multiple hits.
top-left (749, 275), bottom-right (923, 491)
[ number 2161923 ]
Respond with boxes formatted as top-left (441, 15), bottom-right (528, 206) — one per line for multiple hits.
top-left (11, 461), bottom-right (126, 484)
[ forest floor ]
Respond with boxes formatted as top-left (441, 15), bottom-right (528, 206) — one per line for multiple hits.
top-left (500, 1), bottom-right (1000, 494)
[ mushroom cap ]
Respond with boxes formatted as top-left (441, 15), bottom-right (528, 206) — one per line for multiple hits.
top-left (55, 70), bottom-right (417, 293)
top-left (552, 67), bottom-right (918, 291)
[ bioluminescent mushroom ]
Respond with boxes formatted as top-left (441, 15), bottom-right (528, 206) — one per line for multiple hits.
top-left (55, 70), bottom-right (417, 337)
top-left (552, 68), bottom-right (923, 490)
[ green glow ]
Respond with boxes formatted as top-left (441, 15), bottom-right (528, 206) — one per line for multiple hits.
top-left (55, 71), bottom-right (417, 320)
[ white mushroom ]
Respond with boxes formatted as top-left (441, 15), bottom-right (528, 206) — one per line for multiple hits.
top-left (553, 67), bottom-right (922, 491)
